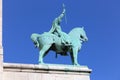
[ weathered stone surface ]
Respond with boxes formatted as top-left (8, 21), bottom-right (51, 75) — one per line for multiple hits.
top-left (0, 56), bottom-right (3, 80)
top-left (3, 63), bottom-right (92, 80)
top-left (0, 0), bottom-right (3, 79)
top-left (0, 0), bottom-right (2, 51)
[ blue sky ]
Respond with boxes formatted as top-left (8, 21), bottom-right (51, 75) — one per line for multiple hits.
top-left (3, 0), bottom-right (120, 80)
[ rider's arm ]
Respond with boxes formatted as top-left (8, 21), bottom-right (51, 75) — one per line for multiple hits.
top-left (57, 8), bottom-right (65, 21)
top-left (49, 5), bottom-right (65, 33)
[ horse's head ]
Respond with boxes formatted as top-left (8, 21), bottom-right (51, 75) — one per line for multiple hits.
top-left (69, 27), bottom-right (88, 42)
top-left (79, 27), bottom-right (88, 42)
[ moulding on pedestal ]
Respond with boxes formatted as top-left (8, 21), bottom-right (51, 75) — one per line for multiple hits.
top-left (3, 63), bottom-right (92, 80)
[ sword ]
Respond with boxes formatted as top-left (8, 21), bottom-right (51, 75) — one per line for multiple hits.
top-left (63, 3), bottom-right (67, 24)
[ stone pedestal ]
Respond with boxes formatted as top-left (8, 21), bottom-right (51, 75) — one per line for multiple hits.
top-left (0, 53), bottom-right (3, 80)
top-left (3, 63), bottom-right (92, 80)
top-left (0, 0), bottom-right (2, 80)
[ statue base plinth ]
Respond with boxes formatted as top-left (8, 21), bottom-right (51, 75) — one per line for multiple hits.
top-left (3, 63), bottom-right (92, 80)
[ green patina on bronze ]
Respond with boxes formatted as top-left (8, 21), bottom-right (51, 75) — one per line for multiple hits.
top-left (31, 4), bottom-right (88, 66)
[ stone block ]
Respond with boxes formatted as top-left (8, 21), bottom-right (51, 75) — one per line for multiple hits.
top-left (28, 73), bottom-right (42, 80)
top-left (3, 63), bottom-right (92, 80)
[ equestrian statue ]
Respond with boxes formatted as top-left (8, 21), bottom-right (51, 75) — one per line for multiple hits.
top-left (31, 4), bottom-right (88, 66)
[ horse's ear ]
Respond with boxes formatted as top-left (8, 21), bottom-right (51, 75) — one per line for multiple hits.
top-left (82, 27), bottom-right (84, 29)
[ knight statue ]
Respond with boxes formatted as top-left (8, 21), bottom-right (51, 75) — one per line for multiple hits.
top-left (31, 4), bottom-right (88, 66)
top-left (49, 4), bottom-right (71, 46)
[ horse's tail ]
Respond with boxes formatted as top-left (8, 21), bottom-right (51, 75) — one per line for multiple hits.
top-left (31, 33), bottom-right (41, 48)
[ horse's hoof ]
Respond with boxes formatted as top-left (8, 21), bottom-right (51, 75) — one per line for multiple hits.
top-left (38, 62), bottom-right (44, 65)
top-left (39, 63), bottom-right (44, 65)
top-left (74, 63), bottom-right (80, 66)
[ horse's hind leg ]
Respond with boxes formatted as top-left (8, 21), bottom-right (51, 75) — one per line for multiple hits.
top-left (39, 45), bottom-right (51, 64)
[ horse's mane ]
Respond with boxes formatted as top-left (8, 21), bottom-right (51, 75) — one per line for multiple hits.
top-left (68, 27), bottom-right (84, 38)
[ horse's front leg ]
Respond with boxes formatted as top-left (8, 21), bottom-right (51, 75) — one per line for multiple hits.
top-left (70, 52), bottom-right (74, 65)
top-left (39, 45), bottom-right (51, 64)
top-left (72, 47), bottom-right (80, 66)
